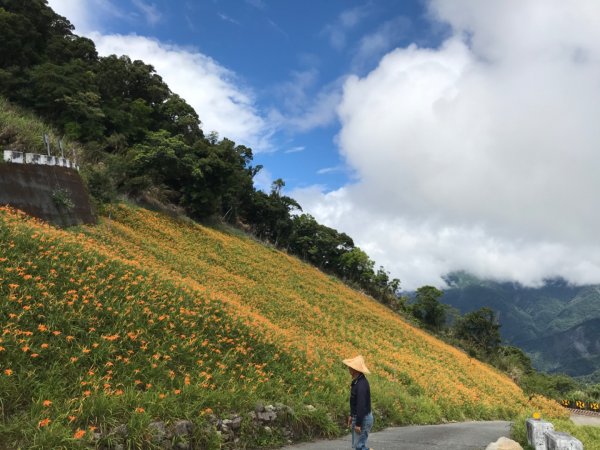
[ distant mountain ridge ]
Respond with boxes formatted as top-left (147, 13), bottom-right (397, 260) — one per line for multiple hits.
top-left (521, 318), bottom-right (600, 376)
top-left (441, 272), bottom-right (600, 377)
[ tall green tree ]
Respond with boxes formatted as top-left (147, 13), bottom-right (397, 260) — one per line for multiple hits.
top-left (21, 61), bottom-right (104, 141)
top-left (157, 93), bottom-right (203, 143)
top-left (95, 55), bottom-right (170, 147)
top-left (412, 286), bottom-right (447, 330)
top-left (339, 247), bottom-right (375, 285)
top-left (454, 307), bottom-right (501, 355)
top-left (370, 266), bottom-right (401, 303)
top-left (0, 7), bottom-right (43, 70)
top-left (124, 129), bottom-right (190, 199)
top-left (244, 186), bottom-right (301, 246)
top-left (289, 214), bottom-right (354, 271)
top-left (216, 139), bottom-right (260, 222)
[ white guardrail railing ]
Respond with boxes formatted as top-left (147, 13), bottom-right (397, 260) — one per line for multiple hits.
top-left (526, 417), bottom-right (583, 450)
top-left (3, 150), bottom-right (79, 170)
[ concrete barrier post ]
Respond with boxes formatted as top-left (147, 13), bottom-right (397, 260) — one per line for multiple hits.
top-left (25, 153), bottom-right (41, 164)
top-left (4, 150), bottom-right (25, 164)
top-left (545, 431), bottom-right (583, 450)
top-left (4, 150), bottom-right (24, 163)
top-left (526, 418), bottom-right (555, 450)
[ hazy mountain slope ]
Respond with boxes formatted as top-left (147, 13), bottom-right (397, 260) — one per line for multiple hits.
top-left (545, 287), bottom-right (600, 334)
top-left (521, 318), bottom-right (600, 375)
top-left (0, 205), bottom-right (563, 448)
top-left (442, 272), bottom-right (600, 377)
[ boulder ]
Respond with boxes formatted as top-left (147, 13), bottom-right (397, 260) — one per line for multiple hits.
top-left (172, 420), bottom-right (194, 437)
top-left (148, 421), bottom-right (169, 440)
top-left (220, 419), bottom-right (235, 441)
top-left (228, 415), bottom-right (242, 431)
top-left (276, 403), bottom-right (294, 416)
top-left (171, 420), bottom-right (193, 450)
top-left (108, 424), bottom-right (128, 439)
top-left (206, 414), bottom-right (219, 426)
top-left (175, 442), bottom-right (190, 450)
top-left (256, 410), bottom-right (277, 423)
top-left (103, 424), bottom-right (128, 449)
top-left (148, 421), bottom-right (173, 449)
top-left (485, 436), bottom-right (523, 450)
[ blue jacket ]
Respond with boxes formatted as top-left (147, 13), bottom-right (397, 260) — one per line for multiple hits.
top-left (350, 373), bottom-right (371, 426)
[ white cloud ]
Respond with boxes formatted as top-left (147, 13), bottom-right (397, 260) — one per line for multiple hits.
top-left (317, 165), bottom-right (346, 175)
top-left (269, 70), bottom-right (345, 132)
top-left (267, 19), bottom-right (289, 39)
top-left (286, 83), bottom-right (342, 132)
top-left (245, 0), bottom-right (266, 10)
top-left (253, 167), bottom-right (274, 193)
top-left (285, 146), bottom-right (305, 154)
top-left (295, 0), bottom-right (600, 290)
top-left (91, 33), bottom-right (271, 150)
top-left (218, 13), bottom-right (240, 25)
top-left (322, 5), bottom-right (371, 50)
top-left (339, 7), bottom-right (366, 28)
top-left (131, 0), bottom-right (162, 25)
top-left (351, 16), bottom-right (411, 73)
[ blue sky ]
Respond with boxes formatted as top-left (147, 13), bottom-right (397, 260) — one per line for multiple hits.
top-left (202, 0), bottom-right (440, 192)
top-left (48, 0), bottom-right (600, 290)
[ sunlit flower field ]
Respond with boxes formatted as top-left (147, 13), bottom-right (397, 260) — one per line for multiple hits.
top-left (0, 204), bottom-right (565, 448)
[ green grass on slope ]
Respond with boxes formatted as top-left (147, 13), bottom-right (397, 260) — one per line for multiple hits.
top-left (0, 97), bottom-right (82, 157)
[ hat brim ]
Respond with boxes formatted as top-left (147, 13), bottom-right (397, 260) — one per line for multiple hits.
top-left (343, 356), bottom-right (371, 374)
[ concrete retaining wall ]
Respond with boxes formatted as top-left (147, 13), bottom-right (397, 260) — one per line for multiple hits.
top-left (0, 162), bottom-right (95, 227)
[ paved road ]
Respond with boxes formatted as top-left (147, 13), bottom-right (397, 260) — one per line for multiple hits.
top-left (570, 413), bottom-right (600, 427)
top-left (281, 421), bottom-right (512, 450)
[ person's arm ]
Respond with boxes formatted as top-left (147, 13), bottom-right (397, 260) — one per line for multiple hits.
top-left (349, 385), bottom-right (354, 427)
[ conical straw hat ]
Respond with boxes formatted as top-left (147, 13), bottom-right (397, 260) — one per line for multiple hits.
top-left (342, 355), bottom-right (371, 374)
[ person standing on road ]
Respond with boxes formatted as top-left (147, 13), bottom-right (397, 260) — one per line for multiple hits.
top-left (343, 355), bottom-right (374, 450)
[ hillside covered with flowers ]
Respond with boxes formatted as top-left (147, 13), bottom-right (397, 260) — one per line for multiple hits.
top-left (0, 205), bottom-right (564, 448)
